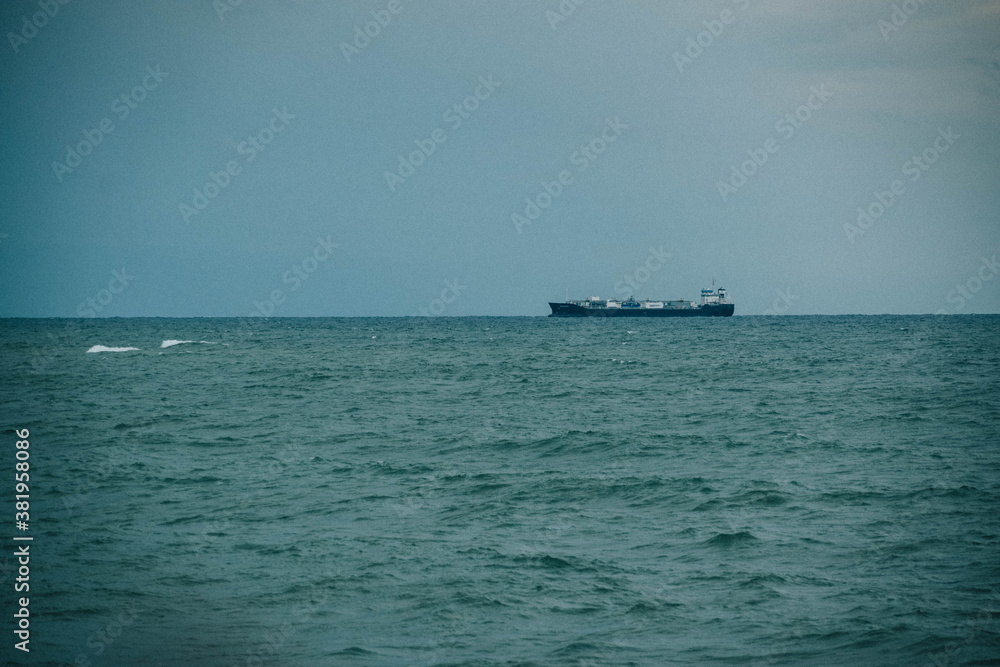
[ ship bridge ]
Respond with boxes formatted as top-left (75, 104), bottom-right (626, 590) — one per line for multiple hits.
top-left (700, 287), bottom-right (729, 305)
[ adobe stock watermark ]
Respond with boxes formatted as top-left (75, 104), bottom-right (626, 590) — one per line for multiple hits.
top-left (511, 117), bottom-right (627, 233)
top-left (934, 253), bottom-right (998, 314)
top-left (7, 0), bottom-right (73, 53)
top-left (412, 279), bottom-right (466, 316)
top-left (214, 0), bottom-right (246, 21)
top-left (972, 57), bottom-right (1000, 89)
top-left (250, 235), bottom-right (338, 318)
top-left (546, 0), bottom-right (589, 31)
top-left (226, 579), bottom-right (333, 667)
top-left (922, 589), bottom-right (1000, 667)
top-left (52, 65), bottom-right (168, 182)
top-left (61, 457), bottom-right (120, 520)
top-left (73, 601), bottom-right (142, 667)
top-left (76, 268), bottom-right (134, 317)
top-left (717, 83), bottom-right (833, 202)
top-left (389, 493), bottom-right (428, 517)
top-left (844, 127), bottom-right (959, 244)
top-left (761, 287), bottom-right (798, 315)
top-left (877, 0), bottom-right (933, 41)
top-left (673, 0), bottom-right (752, 73)
top-left (614, 246), bottom-right (671, 295)
top-left (179, 107), bottom-right (295, 223)
top-left (340, 0), bottom-right (410, 62)
top-left (384, 75), bottom-right (501, 193)
top-left (26, 320), bottom-right (76, 375)
top-left (22, 268), bottom-right (134, 373)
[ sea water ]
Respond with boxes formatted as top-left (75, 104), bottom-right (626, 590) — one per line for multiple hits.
top-left (1, 316), bottom-right (998, 665)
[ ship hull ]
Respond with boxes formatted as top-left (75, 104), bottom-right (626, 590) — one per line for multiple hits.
top-left (548, 302), bottom-right (734, 317)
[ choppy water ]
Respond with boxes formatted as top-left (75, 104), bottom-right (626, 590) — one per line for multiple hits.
top-left (2, 316), bottom-right (999, 666)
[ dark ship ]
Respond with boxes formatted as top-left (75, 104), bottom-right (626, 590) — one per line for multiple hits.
top-left (549, 287), bottom-right (734, 317)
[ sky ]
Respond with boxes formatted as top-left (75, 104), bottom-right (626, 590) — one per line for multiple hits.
top-left (1, 0), bottom-right (998, 316)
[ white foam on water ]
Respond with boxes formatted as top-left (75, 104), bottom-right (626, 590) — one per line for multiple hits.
top-left (160, 340), bottom-right (219, 348)
top-left (86, 345), bottom-right (140, 353)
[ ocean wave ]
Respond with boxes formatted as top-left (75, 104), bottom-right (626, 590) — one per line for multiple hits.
top-left (704, 531), bottom-right (759, 547)
top-left (86, 345), bottom-right (140, 353)
top-left (160, 340), bottom-right (219, 348)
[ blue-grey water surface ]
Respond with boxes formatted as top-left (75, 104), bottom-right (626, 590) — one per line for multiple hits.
top-left (2, 316), bottom-right (999, 666)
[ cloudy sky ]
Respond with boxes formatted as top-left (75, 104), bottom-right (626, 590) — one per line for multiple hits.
top-left (1, 0), bottom-right (998, 316)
